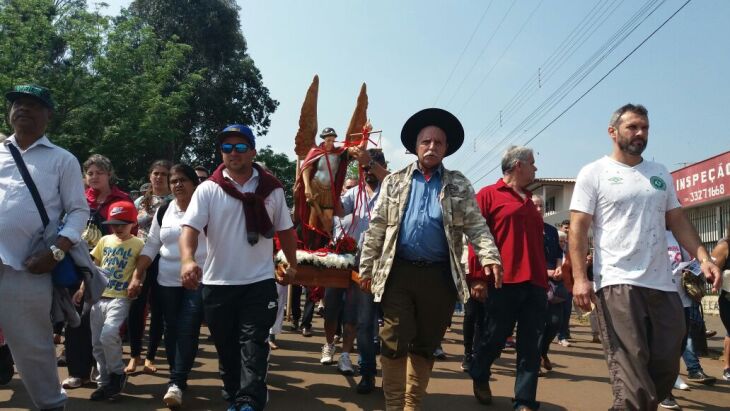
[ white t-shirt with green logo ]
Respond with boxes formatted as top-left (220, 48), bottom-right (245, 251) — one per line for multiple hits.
top-left (570, 156), bottom-right (681, 292)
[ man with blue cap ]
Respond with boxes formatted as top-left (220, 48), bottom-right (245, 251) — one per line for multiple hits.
top-left (179, 124), bottom-right (298, 411)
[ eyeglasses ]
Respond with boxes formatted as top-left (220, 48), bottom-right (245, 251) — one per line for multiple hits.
top-left (221, 143), bottom-right (250, 154)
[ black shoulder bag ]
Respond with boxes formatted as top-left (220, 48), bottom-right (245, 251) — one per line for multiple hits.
top-left (7, 142), bottom-right (81, 287)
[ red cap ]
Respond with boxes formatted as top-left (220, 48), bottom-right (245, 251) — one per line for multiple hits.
top-left (102, 201), bottom-right (137, 225)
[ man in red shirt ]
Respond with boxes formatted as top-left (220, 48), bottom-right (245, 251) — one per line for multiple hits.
top-left (467, 145), bottom-right (548, 411)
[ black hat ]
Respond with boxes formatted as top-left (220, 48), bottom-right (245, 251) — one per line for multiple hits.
top-left (401, 108), bottom-right (463, 157)
top-left (5, 84), bottom-right (55, 109)
top-left (320, 127), bottom-right (337, 138)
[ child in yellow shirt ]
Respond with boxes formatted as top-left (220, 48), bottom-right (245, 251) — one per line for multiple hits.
top-left (88, 201), bottom-right (144, 401)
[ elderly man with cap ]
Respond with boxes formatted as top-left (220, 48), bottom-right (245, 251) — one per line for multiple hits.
top-left (179, 124), bottom-right (298, 411)
top-left (359, 108), bottom-right (502, 410)
top-left (0, 84), bottom-right (89, 410)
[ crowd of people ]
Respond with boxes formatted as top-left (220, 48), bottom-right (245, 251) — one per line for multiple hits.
top-left (0, 84), bottom-right (729, 411)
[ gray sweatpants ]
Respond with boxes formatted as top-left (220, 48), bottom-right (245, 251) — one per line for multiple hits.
top-left (0, 264), bottom-right (67, 409)
top-left (90, 297), bottom-right (131, 385)
top-left (594, 284), bottom-right (684, 410)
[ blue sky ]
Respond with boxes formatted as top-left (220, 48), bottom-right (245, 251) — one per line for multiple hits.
top-left (103, 0), bottom-right (729, 185)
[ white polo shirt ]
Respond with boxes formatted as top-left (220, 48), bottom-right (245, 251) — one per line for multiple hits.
top-left (181, 168), bottom-right (292, 285)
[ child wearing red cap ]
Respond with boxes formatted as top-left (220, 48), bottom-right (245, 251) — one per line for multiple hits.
top-left (83, 201), bottom-right (144, 401)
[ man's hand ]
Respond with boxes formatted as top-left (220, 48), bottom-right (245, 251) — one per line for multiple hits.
top-left (572, 278), bottom-right (596, 311)
top-left (127, 277), bottom-right (143, 299)
top-left (72, 288), bottom-right (84, 306)
top-left (24, 250), bottom-right (58, 274)
top-left (181, 260), bottom-right (202, 290)
top-left (700, 259), bottom-right (722, 293)
top-left (348, 146), bottom-right (372, 167)
top-left (470, 280), bottom-right (488, 302)
top-left (276, 264), bottom-right (297, 285)
top-left (486, 264), bottom-right (503, 288)
top-left (359, 277), bottom-right (372, 293)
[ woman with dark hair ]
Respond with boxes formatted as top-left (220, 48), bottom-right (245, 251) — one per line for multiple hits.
top-left (710, 221), bottom-right (730, 381)
top-left (59, 154), bottom-right (133, 390)
top-left (128, 164), bottom-right (207, 407)
top-left (84, 154), bottom-right (134, 237)
top-left (126, 159), bottom-right (172, 374)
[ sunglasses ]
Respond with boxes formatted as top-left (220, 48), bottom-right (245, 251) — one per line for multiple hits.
top-left (221, 143), bottom-right (251, 154)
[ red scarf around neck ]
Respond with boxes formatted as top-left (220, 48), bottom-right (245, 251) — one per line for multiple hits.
top-left (209, 163), bottom-right (284, 245)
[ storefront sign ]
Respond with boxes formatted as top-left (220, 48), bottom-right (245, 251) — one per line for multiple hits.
top-left (672, 151), bottom-right (730, 206)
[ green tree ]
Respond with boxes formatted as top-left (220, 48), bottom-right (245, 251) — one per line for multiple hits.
top-left (129, 0), bottom-right (279, 170)
top-left (0, 0), bottom-right (202, 188)
top-left (256, 145), bottom-right (296, 207)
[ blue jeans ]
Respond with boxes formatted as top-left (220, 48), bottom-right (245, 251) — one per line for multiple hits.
top-left (355, 286), bottom-right (378, 377)
top-left (469, 283), bottom-right (547, 410)
top-left (158, 285), bottom-right (204, 389)
top-left (682, 307), bottom-right (702, 373)
top-left (558, 294), bottom-right (572, 340)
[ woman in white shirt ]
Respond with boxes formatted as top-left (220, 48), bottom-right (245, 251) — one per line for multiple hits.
top-left (130, 164), bottom-right (207, 408)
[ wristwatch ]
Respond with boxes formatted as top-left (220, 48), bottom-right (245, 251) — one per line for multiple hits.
top-left (50, 245), bottom-right (65, 262)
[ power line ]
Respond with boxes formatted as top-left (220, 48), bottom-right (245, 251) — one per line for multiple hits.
top-left (456, 0), bottom-right (545, 114)
top-left (471, 0), bottom-right (693, 185)
top-left (443, 0), bottom-right (519, 108)
top-left (462, 0), bottom-right (665, 177)
top-left (452, 0), bottom-right (625, 169)
top-left (432, 1), bottom-right (495, 106)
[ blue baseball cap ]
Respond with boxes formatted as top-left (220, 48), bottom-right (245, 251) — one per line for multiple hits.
top-left (218, 124), bottom-right (255, 148)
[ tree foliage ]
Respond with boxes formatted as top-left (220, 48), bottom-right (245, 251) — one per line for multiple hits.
top-left (256, 145), bottom-right (296, 207)
top-left (129, 0), bottom-right (279, 172)
top-left (0, 0), bottom-right (284, 190)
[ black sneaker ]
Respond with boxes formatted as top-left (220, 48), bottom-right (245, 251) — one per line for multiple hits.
top-left (723, 368), bottom-right (730, 381)
top-left (104, 372), bottom-right (127, 400)
top-left (289, 319), bottom-right (300, 332)
top-left (0, 345), bottom-right (14, 385)
top-left (659, 394), bottom-right (680, 409)
top-left (687, 370), bottom-right (716, 385)
top-left (90, 385), bottom-right (108, 401)
top-left (356, 375), bottom-right (375, 394)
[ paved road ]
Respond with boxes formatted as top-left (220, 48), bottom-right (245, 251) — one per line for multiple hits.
top-left (1, 315), bottom-right (728, 410)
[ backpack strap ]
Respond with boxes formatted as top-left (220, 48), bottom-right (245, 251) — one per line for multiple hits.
top-left (156, 201), bottom-right (171, 227)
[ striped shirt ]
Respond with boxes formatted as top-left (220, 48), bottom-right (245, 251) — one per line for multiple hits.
top-left (0, 135), bottom-right (89, 270)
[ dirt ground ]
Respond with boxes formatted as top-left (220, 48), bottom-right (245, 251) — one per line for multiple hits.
top-left (1, 314), bottom-right (728, 410)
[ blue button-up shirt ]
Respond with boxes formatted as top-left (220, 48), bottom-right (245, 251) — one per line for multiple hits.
top-left (396, 167), bottom-right (449, 262)
top-left (334, 184), bottom-right (381, 246)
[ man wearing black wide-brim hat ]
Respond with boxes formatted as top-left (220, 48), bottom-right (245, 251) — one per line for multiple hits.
top-left (358, 108), bottom-right (503, 410)
top-left (0, 84), bottom-right (89, 410)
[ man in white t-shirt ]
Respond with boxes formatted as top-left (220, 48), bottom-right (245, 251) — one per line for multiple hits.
top-left (569, 104), bottom-right (721, 410)
top-left (179, 124), bottom-right (298, 411)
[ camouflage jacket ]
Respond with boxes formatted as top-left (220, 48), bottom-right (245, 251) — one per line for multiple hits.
top-left (359, 161), bottom-right (501, 303)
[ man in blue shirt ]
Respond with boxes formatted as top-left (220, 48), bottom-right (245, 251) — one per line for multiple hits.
top-left (328, 149), bottom-right (388, 393)
top-left (359, 108), bottom-right (502, 410)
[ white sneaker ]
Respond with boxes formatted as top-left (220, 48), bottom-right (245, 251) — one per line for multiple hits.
top-left (163, 384), bottom-right (183, 408)
top-left (320, 343), bottom-right (336, 365)
top-left (62, 377), bottom-right (84, 389)
top-left (674, 376), bottom-right (690, 390)
top-left (337, 353), bottom-right (354, 375)
top-left (558, 339), bottom-right (571, 347)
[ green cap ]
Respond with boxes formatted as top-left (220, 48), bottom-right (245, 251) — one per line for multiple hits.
top-left (5, 84), bottom-right (55, 109)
